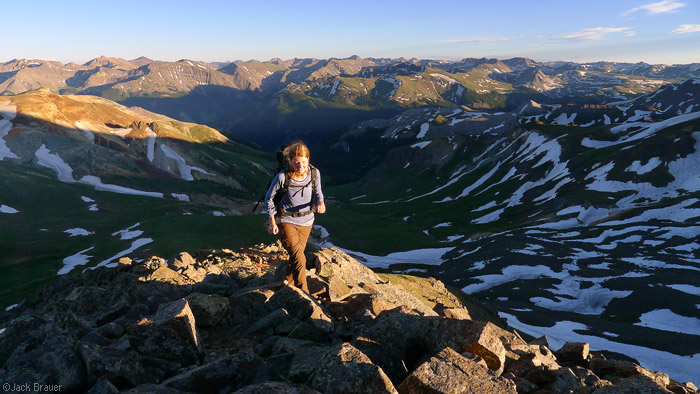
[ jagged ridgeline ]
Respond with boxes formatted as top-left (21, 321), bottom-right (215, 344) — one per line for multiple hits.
top-left (2, 56), bottom-right (697, 146)
top-left (0, 89), bottom-right (277, 304)
top-left (1, 245), bottom-right (696, 393)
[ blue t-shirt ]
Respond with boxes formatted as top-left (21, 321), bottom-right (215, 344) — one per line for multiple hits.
top-left (265, 169), bottom-right (324, 226)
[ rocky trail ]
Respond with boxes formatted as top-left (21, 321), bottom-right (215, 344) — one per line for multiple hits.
top-left (0, 243), bottom-right (697, 394)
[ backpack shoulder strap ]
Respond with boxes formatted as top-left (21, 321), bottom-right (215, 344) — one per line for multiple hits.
top-left (310, 165), bottom-right (317, 205)
top-left (282, 170), bottom-right (291, 195)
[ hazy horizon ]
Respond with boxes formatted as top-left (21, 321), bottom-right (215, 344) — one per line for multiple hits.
top-left (3, 0), bottom-right (699, 65)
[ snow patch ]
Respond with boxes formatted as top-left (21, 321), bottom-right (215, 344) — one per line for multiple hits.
top-left (58, 247), bottom-right (94, 275)
top-left (171, 193), bottom-right (190, 202)
top-left (64, 228), bottom-right (94, 237)
top-left (94, 238), bottom-right (153, 269)
top-left (1, 205), bottom-right (18, 214)
top-left (112, 223), bottom-right (143, 240)
top-left (635, 309), bottom-right (700, 336)
top-left (416, 123), bottom-right (429, 139)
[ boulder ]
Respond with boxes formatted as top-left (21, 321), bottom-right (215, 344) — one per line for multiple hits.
top-left (144, 266), bottom-right (186, 285)
top-left (185, 292), bottom-right (229, 327)
top-left (171, 252), bottom-right (196, 271)
top-left (668, 380), bottom-right (698, 394)
top-left (433, 303), bottom-right (472, 320)
top-left (591, 374), bottom-right (674, 393)
top-left (556, 342), bottom-right (590, 363)
top-left (397, 347), bottom-right (517, 394)
top-left (78, 341), bottom-right (165, 388)
top-left (162, 351), bottom-right (278, 393)
top-left (308, 342), bottom-right (398, 394)
top-left (182, 266), bottom-right (207, 282)
top-left (128, 299), bottom-right (203, 365)
top-left (266, 285), bottom-right (334, 332)
top-left (85, 376), bottom-right (119, 394)
top-left (117, 257), bottom-right (133, 271)
top-left (353, 309), bottom-right (507, 385)
top-left (288, 345), bottom-right (333, 383)
top-left (505, 343), bottom-right (560, 377)
top-left (312, 247), bottom-right (437, 317)
top-left (2, 333), bottom-right (86, 393)
top-left (245, 308), bottom-right (291, 335)
top-left (342, 293), bottom-right (398, 319)
top-left (233, 382), bottom-right (321, 393)
top-left (121, 384), bottom-right (193, 393)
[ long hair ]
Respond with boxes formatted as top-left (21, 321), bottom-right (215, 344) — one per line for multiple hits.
top-left (284, 140), bottom-right (311, 176)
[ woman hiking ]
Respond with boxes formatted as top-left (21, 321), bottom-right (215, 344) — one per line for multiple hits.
top-left (265, 140), bottom-right (325, 293)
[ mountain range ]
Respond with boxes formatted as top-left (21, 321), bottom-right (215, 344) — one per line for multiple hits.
top-left (1, 55), bottom-right (700, 385)
top-left (2, 55), bottom-right (698, 145)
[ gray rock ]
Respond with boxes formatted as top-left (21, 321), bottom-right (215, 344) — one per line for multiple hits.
top-left (128, 299), bottom-right (203, 365)
top-left (185, 292), bottom-right (229, 327)
top-left (2, 333), bottom-right (86, 393)
top-left (308, 342), bottom-right (398, 394)
top-left (85, 376), bottom-right (119, 394)
top-left (121, 384), bottom-right (194, 393)
top-left (245, 308), bottom-right (291, 335)
top-left (591, 374), bottom-right (674, 393)
top-left (171, 252), bottom-right (197, 271)
top-left (162, 351), bottom-right (278, 393)
top-left (556, 342), bottom-right (590, 363)
top-left (397, 347), bottom-right (517, 394)
top-left (288, 345), bottom-right (332, 383)
top-left (233, 382), bottom-right (321, 393)
top-left (267, 285), bottom-right (334, 332)
top-left (433, 303), bottom-right (472, 320)
top-left (312, 247), bottom-right (437, 317)
top-left (353, 309), bottom-right (507, 384)
top-left (78, 341), bottom-right (165, 388)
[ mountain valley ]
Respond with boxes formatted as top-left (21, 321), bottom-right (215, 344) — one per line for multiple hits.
top-left (1, 55), bottom-right (700, 386)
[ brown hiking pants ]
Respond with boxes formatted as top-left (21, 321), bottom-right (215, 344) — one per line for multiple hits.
top-left (279, 223), bottom-right (312, 293)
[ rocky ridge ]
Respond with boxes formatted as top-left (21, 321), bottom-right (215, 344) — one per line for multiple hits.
top-left (0, 244), bottom-right (696, 394)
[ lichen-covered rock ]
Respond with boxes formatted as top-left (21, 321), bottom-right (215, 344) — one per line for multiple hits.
top-left (162, 351), bottom-right (278, 393)
top-left (78, 341), bottom-right (166, 388)
top-left (233, 382), bottom-right (321, 393)
top-left (128, 299), bottom-right (203, 365)
top-left (505, 343), bottom-right (561, 378)
top-left (353, 309), bottom-right (507, 385)
top-left (433, 303), bottom-right (472, 320)
top-left (288, 345), bottom-right (332, 383)
top-left (266, 285), bottom-right (334, 332)
top-left (85, 376), bottom-right (119, 394)
top-left (185, 292), bottom-right (229, 327)
top-left (121, 384), bottom-right (193, 393)
top-left (556, 342), bottom-right (590, 363)
top-left (171, 252), bottom-right (196, 271)
top-left (2, 333), bottom-right (86, 393)
top-left (312, 247), bottom-right (437, 317)
top-left (308, 342), bottom-right (398, 394)
top-left (144, 266), bottom-right (186, 285)
top-left (591, 374), bottom-right (674, 393)
top-left (397, 347), bottom-right (517, 394)
top-left (246, 308), bottom-right (291, 335)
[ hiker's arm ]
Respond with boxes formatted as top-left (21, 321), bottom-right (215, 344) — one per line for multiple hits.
top-left (265, 173), bottom-right (283, 234)
top-left (268, 215), bottom-right (278, 235)
top-left (265, 173), bottom-right (283, 217)
top-left (314, 170), bottom-right (326, 214)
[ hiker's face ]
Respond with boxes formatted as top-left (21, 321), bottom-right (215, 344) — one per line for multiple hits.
top-left (292, 156), bottom-right (309, 174)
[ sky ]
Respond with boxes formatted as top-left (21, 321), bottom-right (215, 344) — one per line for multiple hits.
top-left (3, 0), bottom-right (699, 65)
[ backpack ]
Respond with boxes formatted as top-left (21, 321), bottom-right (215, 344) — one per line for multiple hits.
top-left (252, 145), bottom-right (317, 215)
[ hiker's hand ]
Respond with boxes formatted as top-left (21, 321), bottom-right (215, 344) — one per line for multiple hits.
top-left (316, 202), bottom-right (326, 214)
top-left (268, 222), bottom-right (279, 235)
